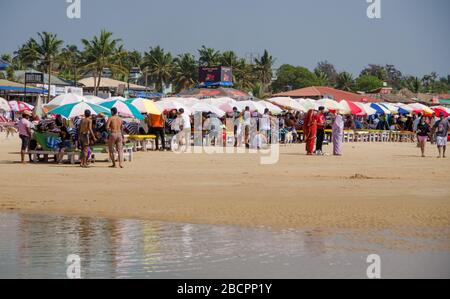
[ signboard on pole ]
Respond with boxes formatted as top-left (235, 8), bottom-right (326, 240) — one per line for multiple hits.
top-left (25, 73), bottom-right (44, 84)
top-left (199, 67), bottom-right (233, 84)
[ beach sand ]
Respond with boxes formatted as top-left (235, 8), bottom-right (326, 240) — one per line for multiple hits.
top-left (1, 133), bottom-right (449, 234)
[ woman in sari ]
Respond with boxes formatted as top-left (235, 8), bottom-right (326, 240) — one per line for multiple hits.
top-left (303, 109), bottom-right (317, 155)
top-left (332, 111), bottom-right (344, 156)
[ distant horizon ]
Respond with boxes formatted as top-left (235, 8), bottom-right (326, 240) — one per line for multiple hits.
top-left (1, 0), bottom-right (449, 78)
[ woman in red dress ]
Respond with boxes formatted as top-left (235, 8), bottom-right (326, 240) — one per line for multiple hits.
top-left (303, 109), bottom-right (317, 155)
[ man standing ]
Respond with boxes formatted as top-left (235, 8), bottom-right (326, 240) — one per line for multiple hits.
top-left (148, 112), bottom-right (166, 151)
top-left (433, 112), bottom-right (449, 158)
top-left (413, 113), bottom-right (422, 147)
top-left (315, 106), bottom-right (326, 155)
top-left (17, 110), bottom-right (32, 164)
top-left (106, 107), bottom-right (124, 168)
top-left (79, 110), bottom-right (96, 168)
top-left (178, 108), bottom-right (191, 147)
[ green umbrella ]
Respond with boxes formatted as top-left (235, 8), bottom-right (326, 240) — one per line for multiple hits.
top-left (48, 102), bottom-right (111, 119)
top-left (100, 100), bottom-right (144, 120)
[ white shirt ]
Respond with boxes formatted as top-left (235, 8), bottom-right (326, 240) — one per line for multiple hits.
top-left (260, 114), bottom-right (271, 131)
top-left (243, 111), bottom-right (251, 126)
top-left (181, 114), bottom-right (191, 130)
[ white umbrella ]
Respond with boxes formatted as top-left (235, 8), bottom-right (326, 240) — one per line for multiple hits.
top-left (296, 98), bottom-right (318, 111)
top-left (45, 93), bottom-right (85, 109)
top-left (106, 96), bottom-right (127, 102)
top-left (381, 102), bottom-right (401, 114)
top-left (204, 97), bottom-right (236, 106)
top-left (174, 97), bottom-right (201, 107)
top-left (316, 98), bottom-right (343, 111)
top-left (0, 97), bottom-right (11, 112)
top-left (258, 100), bottom-right (283, 115)
top-left (190, 103), bottom-right (225, 117)
top-left (354, 102), bottom-right (377, 116)
top-left (156, 99), bottom-right (192, 115)
top-left (84, 95), bottom-right (106, 105)
top-left (267, 97), bottom-right (306, 112)
top-left (235, 101), bottom-right (266, 114)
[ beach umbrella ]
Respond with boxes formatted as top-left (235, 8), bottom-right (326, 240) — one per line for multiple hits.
top-left (34, 95), bottom-right (44, 118)
top-left (84, 95), bottom-right (106, 105)
top-left (431, 106), bottom-right (450, 117)
top-left (267, 97), bottom-right (307, 112)
top-left (190, 102), bottom-right (225, 117)
top-left (392, 104), bottom-right (410, 115)
top-left (296, 98), bottom-right (318, 111)
top-left (235, 101), bottom-right (266, 114)
top-left (156, 99), bottom-right (192, 115)
top-left (407, 103), bottom-right (434, 115)
top-left (353, 102), bottom-right (377, 116)
top-left (174, 97), bottom-right (201, 107)
top-left (48, 102), bottom-right (111, 119)
top-left (127, 98), bottom-right (162, 115)
top-left (339, 100), bottom-right (363, 115)
top-left (370, 103), bottom-right (391, 114)
top-left (100, 100), bottom-right (144, 120)
top-left (380, 103), bottom-right (402, 114)
top-left (0, 97), bottom-right (11, 112)
top-left (217, 102), bottom-right (236, 113)
top-left (258, 100), bottom-right (283, 115)
top-left (45, 93), bottom-right (85, 110)
top-left (106, 96), bottom-right (127, 102)
top-left (204, 97), bottom-right (236, 106)
top-left (9, 101), bottom-right (34, 112)
top-left (316, 98), bottom-right (342, 111)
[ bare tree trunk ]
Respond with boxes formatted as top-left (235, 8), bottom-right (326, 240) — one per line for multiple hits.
top-left (97, 73), bottom-right (102, 96)
top-left (93, 71), bottom-right (97, 96)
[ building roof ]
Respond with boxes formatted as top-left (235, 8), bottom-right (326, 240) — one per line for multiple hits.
top-left (14, 70), bottom-right (72, 86)
top-left (78, 77), bottom-right (147, 90)
top-left (0, 79), bottom-right (47, 93)
top-left (273, 86), bottom-right (380, 102)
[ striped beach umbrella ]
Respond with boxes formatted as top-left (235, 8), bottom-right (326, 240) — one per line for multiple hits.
top-left (127, 98), bottom-right (162, 115)
top-left (339, 100), bottom-right (363, 115)
top-left (48, 102), bottom-right (111, 119)
top-left (101, 100), bottom-right (144, 120)
top-left (0, 97), bottom-right (11, 112)
top-left (45, 93), bottom-right (85, 110)
top-left (354, 102), bottom-right (377, 116)
top-left (8, 101), bottom-right (34, 112)
top-left (370, 103), bottom-right (391, 114)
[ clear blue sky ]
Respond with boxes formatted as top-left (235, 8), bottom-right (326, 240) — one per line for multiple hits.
top-left (1, 0), bottom-right (449, 77)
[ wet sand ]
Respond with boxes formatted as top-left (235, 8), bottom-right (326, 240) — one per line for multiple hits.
top-left (1, 132), bottom-right (449, 236)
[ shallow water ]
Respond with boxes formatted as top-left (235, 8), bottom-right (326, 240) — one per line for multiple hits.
top-left (0, 213), bottom-right (449, 279)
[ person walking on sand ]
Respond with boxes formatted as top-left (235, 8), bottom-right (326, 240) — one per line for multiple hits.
top-left (79, 110), bottom-right (96, 168)
top-left (303, 109), bottom-right (317, 155)
top-left (106, 107), bottom-right (124, 168)
top-left (416, 116), bottom-right (431, 157)
top-left (433, 112), bottom-right (449, 158)
top-left (315, 106), bottom-right (326, 155)
top-left (332, 111), bottom-right (344, 156)
top-left (17, 110), bottom-right (33, 164)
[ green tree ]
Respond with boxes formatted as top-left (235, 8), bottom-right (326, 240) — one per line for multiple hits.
top-left (81, 30), bottom-right (127, 95)
top-left (360, 64), bottom-right (388, 81)
top-left (403, 76), bottom-right (423, 93)
top-left (336, 72), bottom-right (355, 91)
top-left (198, 46), bottom-right (220, 67)
top-left (143, 46), bottom-right (174, 92)
top-left (57, 45), bottom-right (82, 83)
top-left (234, 59), bottom-right (255, 91)
top-left (355, 75), bottom-right (383, 92)
top-left (272, 64), bottom-right (319, 92)
top-left (254, 50), bottom-right (275, 92)
top-left (173, 53), bottom-right (198, 92)
top-left (24, 32), bottom-right (64, 101)
top-left (314, 60), bottom-right (337, 86)
top-left (315, 70), bottom-right (329, 86)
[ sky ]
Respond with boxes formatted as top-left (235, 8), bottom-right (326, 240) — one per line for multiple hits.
top-left (0, 0), bottom-right (449, 77)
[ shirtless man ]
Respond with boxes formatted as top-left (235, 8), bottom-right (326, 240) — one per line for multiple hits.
top-left (106, 107), bottom-right (124, 168)
top-left (79, 110), bottom-right (96, 168)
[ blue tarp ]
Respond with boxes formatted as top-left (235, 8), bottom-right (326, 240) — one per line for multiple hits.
top-left (198, 81), bottom-right (233, 88)
top-left (0, 86), bottom-right (47, 93)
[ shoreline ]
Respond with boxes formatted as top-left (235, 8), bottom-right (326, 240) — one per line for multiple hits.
top-left (1, 135), bottom-right (449, 234)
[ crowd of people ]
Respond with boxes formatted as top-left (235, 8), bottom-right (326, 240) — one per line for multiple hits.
top-left (10, 101), bottom-right (450, 166)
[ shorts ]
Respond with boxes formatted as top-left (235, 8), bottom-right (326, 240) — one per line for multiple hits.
top-left (417, 135), bottom-right (428, 143)
top-left (436, 136), bottom-right (448, 147)
top-left (19, 135), bottom-right (30, 151)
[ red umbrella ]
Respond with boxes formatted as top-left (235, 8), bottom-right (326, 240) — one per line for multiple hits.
top-left (431, 106), bottom-right (450, 117)
top-left (8, 101), bottom-right (34, 112)
top-left (339, 100), bottom-right (363, 115)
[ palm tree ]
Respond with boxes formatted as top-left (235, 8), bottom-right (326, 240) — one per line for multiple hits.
top-left (25, 32), bottom-right (64, 101)
top-left (14, 39), bottom-right (41, 69)
top-left (198, 46), bottom-right (220, 67)
top-left (234, 59), bottom-right (255, 91)
top-left (143, 46), bottom-right (174, 93)
top-left (315, 71), bottom-right (329, 86)
top-left (406, 76), bottom-right (423, 93)
top-left (57, 45), bottom-right (82, 84)
top-left (81, 30), bottom-right (127, 95)
top-left (173, 53), bottom-right (198, 92)
top-left (254, 50), bottom-right (275, 91)
top-left (336, 72), bottom-right (355, 91)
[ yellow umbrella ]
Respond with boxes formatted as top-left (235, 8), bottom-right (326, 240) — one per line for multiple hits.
top-left (127, 98), bottom-right (162, 115)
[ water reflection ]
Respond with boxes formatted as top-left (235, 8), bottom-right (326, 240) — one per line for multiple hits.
top-left (0, 213), bottom-right (449, 279)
